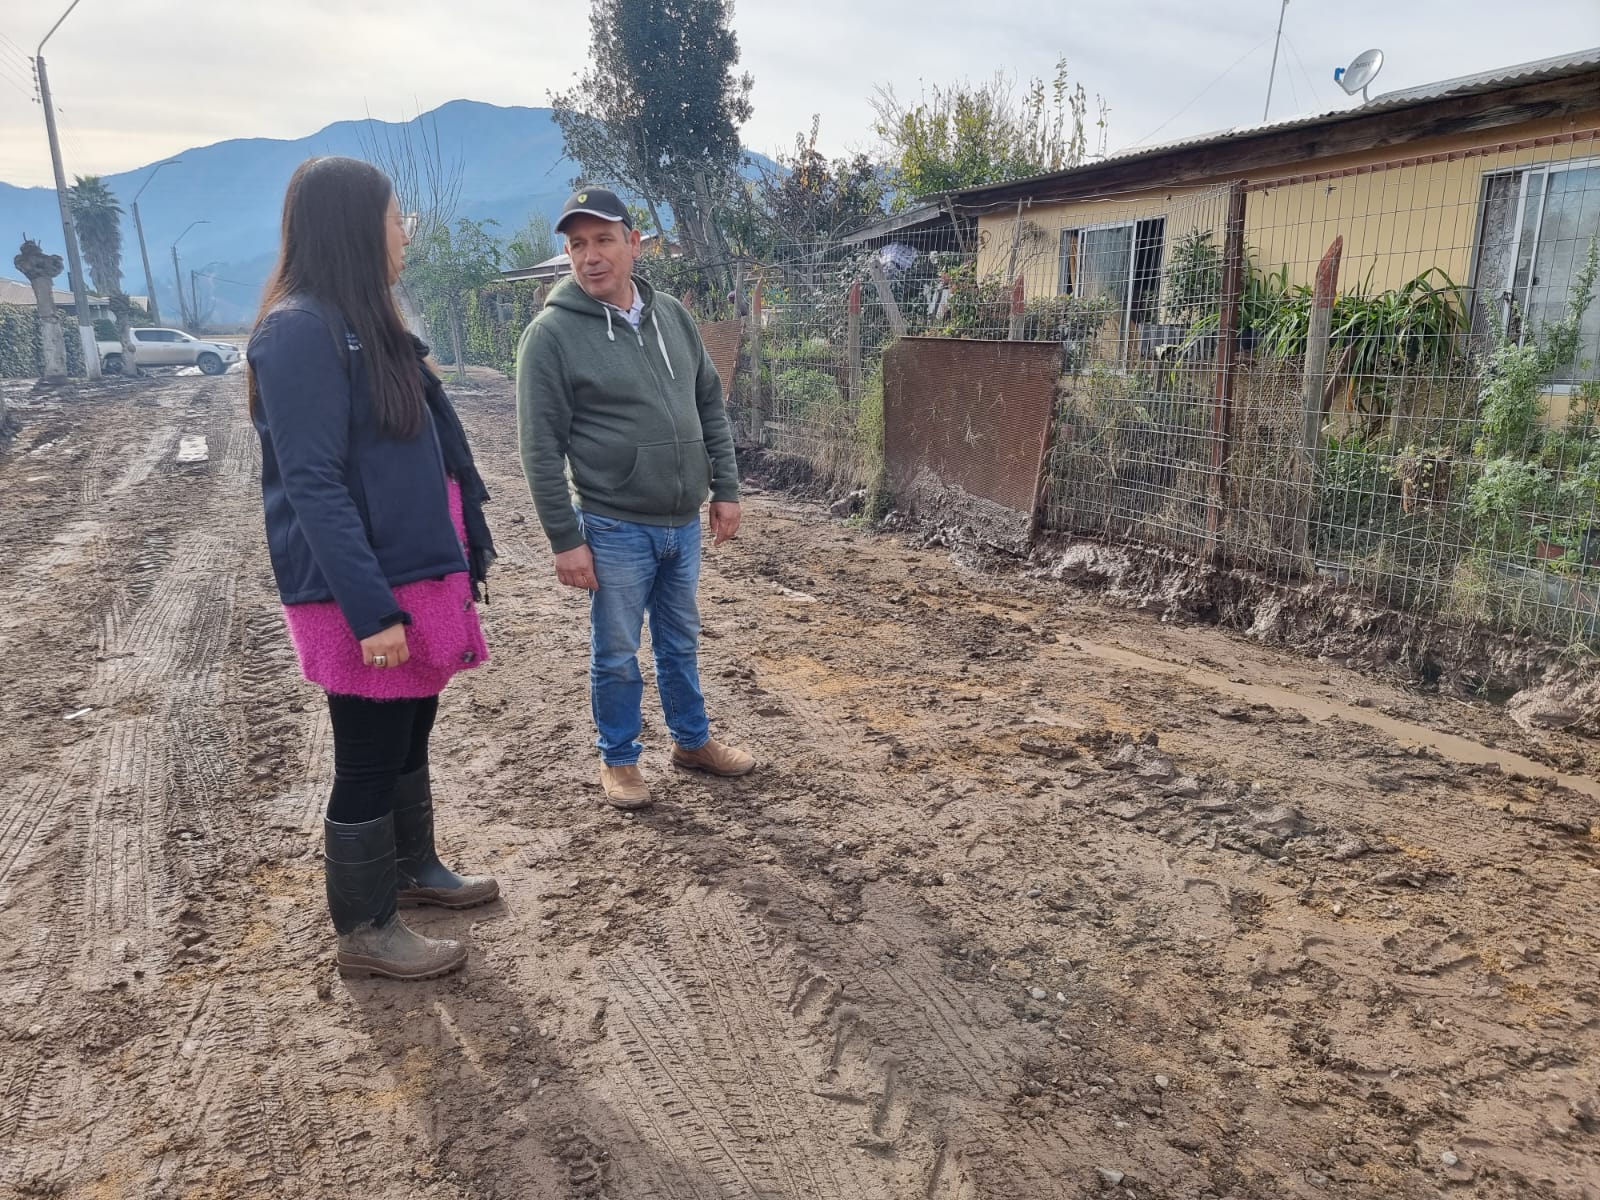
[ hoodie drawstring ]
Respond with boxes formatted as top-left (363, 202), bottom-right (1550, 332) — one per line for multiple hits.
top-left (603, 305), bottom-right (615, 342)
top-left (651, 311), bottom-right (676, 380)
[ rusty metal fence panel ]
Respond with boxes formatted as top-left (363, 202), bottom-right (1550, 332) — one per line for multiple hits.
top-left (883, 338), bottom-right (1060, 516)
top-left (697, 318), bottom-right (743, 400)
top-left (750, 129), bottom-right (1600, 647)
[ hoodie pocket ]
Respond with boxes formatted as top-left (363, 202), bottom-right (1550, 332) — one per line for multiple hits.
top-left (684, 438), bottom-right (712, 504)
top-left (611, 441), bottom-right (707, 518)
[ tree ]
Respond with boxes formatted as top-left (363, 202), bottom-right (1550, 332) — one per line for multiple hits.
top-left (723, 117), bottom-right (887, 293)
top-left (405, 217), bottom-right (502, 383)
top-left (14, 238), bottom-right (67, 378)
top-left (871, 57), bottom-right (1106, 208)
top-left (68, 175), bottom-right (139, 374)
top-left (505, 213), bottom-right (557, 270)
top-left (759, 118), bottom-right (885, 246)
top-left (550, 0), bottom-right (753, 274)
top-left (358, 106), bottom-right (465, 343)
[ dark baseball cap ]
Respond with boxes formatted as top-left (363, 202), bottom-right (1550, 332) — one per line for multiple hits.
top-left (555, 187), bottom-right (632, 233)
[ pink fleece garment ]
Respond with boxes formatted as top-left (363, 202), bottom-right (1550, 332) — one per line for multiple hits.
top-left (283, 480), bottom-right (489, 699)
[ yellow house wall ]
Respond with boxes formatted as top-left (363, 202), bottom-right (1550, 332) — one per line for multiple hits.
top-left (977, 112), bottom-right (1600, 302)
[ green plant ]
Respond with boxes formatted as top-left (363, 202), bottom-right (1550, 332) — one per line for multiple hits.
top-left (1477, 239), bottom-right (1598, 457)
top-left (857, 358), bottom-right (885, 457)
top-left (1568, 378), bottom-right (1600, 438)
top-left (1467, 456), bottom-right (1555, 551)
top-left (0, 304), bottom-right (43, 377)
top-left (1163, 229), bottom-right (1221, 324)
top-left (774, 365), bottom-right (843, 423)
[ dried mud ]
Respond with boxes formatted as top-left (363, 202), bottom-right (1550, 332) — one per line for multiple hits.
top-left (1, 372), bottom-right (1597, 1200)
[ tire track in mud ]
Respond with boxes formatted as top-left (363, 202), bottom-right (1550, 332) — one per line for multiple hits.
top-left (0, 380), bottom-right (358, 1196)
top-left (0, 744), bottom-right (91, 895)
top-left (588, 889), bottom-right (903, 1199)
top-left (107, 428), bottom-right (177, 497)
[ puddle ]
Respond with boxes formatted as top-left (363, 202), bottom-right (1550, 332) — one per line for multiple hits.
top-left (1059, 635), bottom-right (1600, 802)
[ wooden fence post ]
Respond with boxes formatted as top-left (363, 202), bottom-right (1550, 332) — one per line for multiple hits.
top-left (1207, 182), bottom-right (1248, 556)
top-left (748, 273), bottom-right (765, 445)
top-left (847, 278), bottom-right (863, 408)
top-left (1008, 274), bottom-right (1026, 341)
top-left (867, 262), bottom-right (907, 337)
top-left (1303, 237), bottom-right (1343, 456)
top-left (1297, 235), bottom-right (1344, 564)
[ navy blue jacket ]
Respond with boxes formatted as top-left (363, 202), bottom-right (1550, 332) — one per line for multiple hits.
top-left (248, 300), bottom-right (467, 640)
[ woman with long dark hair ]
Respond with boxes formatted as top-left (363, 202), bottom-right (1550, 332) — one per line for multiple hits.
top-left (247, 156), bottom-right (498, 980)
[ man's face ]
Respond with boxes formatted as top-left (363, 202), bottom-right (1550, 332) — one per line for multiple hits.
top-left (564, 215), bottom-right (641, 309)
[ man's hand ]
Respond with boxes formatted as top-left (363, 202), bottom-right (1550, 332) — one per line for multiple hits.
top-left (360, 623), bottom-right (409, 668)
top-left (554, 544), bottom-right (599, 591)
top-left (709, 501), bottom-right (741, 546)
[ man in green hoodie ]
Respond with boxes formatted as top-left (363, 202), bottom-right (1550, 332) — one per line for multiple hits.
top-left (516, 187), bottom-right (755, 810)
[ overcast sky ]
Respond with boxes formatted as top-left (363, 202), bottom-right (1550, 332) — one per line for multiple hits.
top-left (1, 1), bottom-right (1596, 189)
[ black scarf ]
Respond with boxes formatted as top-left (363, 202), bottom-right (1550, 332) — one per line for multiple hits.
top-left (414, 337), bottom-right (497, 601)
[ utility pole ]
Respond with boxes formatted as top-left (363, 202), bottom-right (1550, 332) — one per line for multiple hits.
top-left (1262, 0), bottom-right (1290, 123)
top-left (171, 244), bottom-right (188, 328)
top-left (171, 219), bottom-right (208, 331)
top-left (131, 159), bottom-right (180, 325)
top-left (36, 0), bottom-right (99, 378)
top-left (190, 270), bottom-right (199, 333)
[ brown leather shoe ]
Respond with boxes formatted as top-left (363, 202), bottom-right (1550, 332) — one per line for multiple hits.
top-left (599, 762), bottom-right (653, 809)
top-left (671, 738), bottom-right (756, 777)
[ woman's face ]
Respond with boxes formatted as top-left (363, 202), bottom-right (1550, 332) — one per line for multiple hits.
top-left (385, 195), bottom-right (412, 284)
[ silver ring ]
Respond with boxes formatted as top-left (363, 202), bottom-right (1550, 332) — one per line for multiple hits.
top-left (373, 654), bottom-right (387, 667)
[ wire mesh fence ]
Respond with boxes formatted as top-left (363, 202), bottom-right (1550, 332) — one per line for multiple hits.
top-left (1238, 132), bottom-right (1600, 645)
top-left (462, 130), bottom-right (1600, 648)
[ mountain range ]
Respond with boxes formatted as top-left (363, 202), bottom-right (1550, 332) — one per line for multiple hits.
top-left (0, 101), bottom-right (614, 326)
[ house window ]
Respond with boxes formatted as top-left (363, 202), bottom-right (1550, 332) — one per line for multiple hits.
top-left (1057, 217), bottom-right (1168, 351)
top-left (1473, 159), bottom-right (1600, 385)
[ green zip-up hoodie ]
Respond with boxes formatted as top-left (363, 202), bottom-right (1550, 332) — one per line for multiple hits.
top-left (515, 275), bottom-right (740, 554)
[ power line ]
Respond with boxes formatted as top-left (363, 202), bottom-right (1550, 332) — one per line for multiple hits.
top-left (0, 50), bottom-right (34, 94)
top-left (0, 48), bottom-right (32, 85)
top-left (0, 36), bottom-right (32, 75)
top-left (1129, 34), bottom-right (1275, 148)
top-left (1284, 36), bottom-right (1337, 113)
top-left (0, 63), bottom-right (32, 102)
top-left (193, 271), bottom-right (258, 289)
top-left (1280, 49), bottom-right (1302, 115)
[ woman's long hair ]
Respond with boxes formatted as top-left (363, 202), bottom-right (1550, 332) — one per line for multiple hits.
top-left (247, 156), bottom-right (424, 438)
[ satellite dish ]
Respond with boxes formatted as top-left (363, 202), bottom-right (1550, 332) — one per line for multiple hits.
top-left (1334, 49), bottom-right (1384, 101)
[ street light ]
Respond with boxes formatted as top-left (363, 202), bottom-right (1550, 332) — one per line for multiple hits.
top-left (171, 220), bottom-right (208, 331)
top-left (131, 159), bottom-right (181, 325)
top-left (35, 0), bottom-right (99, 377)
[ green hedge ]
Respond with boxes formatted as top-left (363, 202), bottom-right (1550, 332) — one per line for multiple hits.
top-left (0, 304), bottom-right (42, 377)
top-left (0, 304), bottom-right (85, 378)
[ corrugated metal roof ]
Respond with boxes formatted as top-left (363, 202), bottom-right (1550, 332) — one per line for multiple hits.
top-left (841, 203), bottom-right (951, 245)
top-left (953, 47), bottom-right (1600, 202)
top-left (1368, 46), bottom-right (1600, 108)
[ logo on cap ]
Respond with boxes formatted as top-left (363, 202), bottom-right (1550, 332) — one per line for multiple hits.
top-left (578, 193), bottom-right (588, 203)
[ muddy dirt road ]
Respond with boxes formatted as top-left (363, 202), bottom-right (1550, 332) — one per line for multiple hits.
top-left (1, 372), bottom-right (1597, 1200)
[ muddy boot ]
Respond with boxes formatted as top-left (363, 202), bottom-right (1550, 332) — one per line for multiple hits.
top-left (392, 768), bottom-right (500, 909)
top-left (325, 813), bottom-right (467, 981)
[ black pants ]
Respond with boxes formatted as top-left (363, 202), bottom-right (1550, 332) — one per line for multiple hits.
top-left (325, 693), bottom-right (439, 824)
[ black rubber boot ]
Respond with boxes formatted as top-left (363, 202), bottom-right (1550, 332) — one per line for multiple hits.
top-left (392, 767), bottom-right (500, 909)
top-left (324, 813), bottom-right (466, 980)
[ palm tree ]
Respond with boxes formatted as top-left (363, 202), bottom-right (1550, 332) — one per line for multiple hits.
top-left (67, 175), bottom-right (122, 297)
top-left (67, 176), bottom-right (137, 375)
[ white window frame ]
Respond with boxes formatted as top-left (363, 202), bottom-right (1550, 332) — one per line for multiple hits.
top-left (1483, 154), bottom-right (1600, 392)
top-left (1058, 217), bottom-right (1169, 360)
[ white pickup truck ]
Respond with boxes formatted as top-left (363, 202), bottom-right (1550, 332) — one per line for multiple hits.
top-left (98, 328), bottom-right (242, 376)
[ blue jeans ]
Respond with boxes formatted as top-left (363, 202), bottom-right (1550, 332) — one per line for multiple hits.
top-left (581, 509), bottom-right (710, 766)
